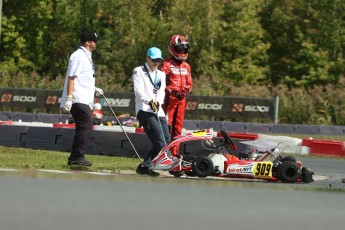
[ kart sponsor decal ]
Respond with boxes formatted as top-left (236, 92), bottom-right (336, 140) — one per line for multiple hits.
top-left (253, 162), bottom-right (272, 177)
top-left (192, 130), bottom-right (207, 137)
top-left (152, 152), bottom-right (172, 166)
top-left (170, 67), bottom-right (188, 75)
top-left (182, 129), bottom-right (214, 139)
top-left (226, 164), bottom-right (254, 175)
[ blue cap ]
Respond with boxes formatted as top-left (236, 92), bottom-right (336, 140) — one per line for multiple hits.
top-left (147, 47), bottom-right (163, 60)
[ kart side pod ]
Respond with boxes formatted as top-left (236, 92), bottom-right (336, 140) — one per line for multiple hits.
top-left (209, 153), bottom-right (228, 175)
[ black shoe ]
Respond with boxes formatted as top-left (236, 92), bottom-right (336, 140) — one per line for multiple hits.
top-left (136, 164), bottom-right (149, 175)
top-left (67, 158), bottom-right (92, 166)
top-left (136, 164), bottom-right (160, 177)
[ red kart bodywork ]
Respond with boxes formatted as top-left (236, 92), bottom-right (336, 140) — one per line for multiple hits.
top-left (150, 129), bottom-right (314, 183)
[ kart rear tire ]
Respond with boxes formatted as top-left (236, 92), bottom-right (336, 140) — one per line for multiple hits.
top-left (192, 156), bottom-right (214, 178)
top-left (281, 156), bottom-right (296, 162)
top-left (277, 161), bottom-right (302, 183)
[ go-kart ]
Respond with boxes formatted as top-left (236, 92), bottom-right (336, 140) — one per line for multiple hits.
top-left (150, 128), bottom-right (314, 183)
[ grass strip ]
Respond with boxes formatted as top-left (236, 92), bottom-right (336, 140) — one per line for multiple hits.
top-left (0, 146), bottom-right (140, 172)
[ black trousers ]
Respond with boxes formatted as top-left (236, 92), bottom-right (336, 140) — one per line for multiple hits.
top-left (137, 110), bottom-right (170, 162)
top-left (70, 103), bottom-right (93, 159)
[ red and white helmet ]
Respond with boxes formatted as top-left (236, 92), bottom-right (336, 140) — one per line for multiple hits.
top-left (169, 35), bottom-right (190, 61)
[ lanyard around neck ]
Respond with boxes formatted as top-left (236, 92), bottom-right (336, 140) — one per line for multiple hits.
top-left (143, 64), bottom-right (160, 89)
top-left (79, 47), bottom-right (94, 72)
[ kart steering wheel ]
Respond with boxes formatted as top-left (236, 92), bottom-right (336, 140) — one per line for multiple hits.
top-left (220, 130), bottom-right (237, 150)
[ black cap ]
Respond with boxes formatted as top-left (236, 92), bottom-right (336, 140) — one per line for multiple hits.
top-left (80, 31), bottom-right (99, 43)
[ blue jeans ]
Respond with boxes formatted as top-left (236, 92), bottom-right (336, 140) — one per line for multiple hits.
top-left (137, 110), bottom-right (170, 163)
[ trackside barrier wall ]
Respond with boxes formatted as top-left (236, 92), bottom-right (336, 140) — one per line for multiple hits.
top-left (296, 124), bottom-right (322, 135)
top-left (0, 125), bottom-right (28, 147)
top-left (198, 120), bottom-right (223, 131)
top-left (247, 123), bottom-right (273, 134)
top-left (0, 124), bottom-right (153, 156)
top-left (320, 126), bottom-right (345, 136)
top-left (271, 124), bottom-right (297, 134)
top-left (220, 122), bottom-right (249, 133)
top-left (3, 111), bottom-right (345, 136)
top-left (26, 127), bottom-right (64, 150)
top-left (2, 112), bottom-right (345, 157)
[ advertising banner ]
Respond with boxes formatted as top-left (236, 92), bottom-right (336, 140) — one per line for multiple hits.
top-left (0, 88), bottom-right (276, 120)
top-left (185, 95), bottom-right (275, 119)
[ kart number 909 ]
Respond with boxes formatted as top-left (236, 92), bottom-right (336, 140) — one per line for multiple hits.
top-left (254, 162), bottom-right (272, 177)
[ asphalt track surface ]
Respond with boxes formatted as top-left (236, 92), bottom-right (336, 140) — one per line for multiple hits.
top-left (0, 157), bottom-right (344, 230)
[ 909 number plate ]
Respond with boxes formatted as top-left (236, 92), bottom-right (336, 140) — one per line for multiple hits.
top-left (253, 162), bottom-right (273, 178)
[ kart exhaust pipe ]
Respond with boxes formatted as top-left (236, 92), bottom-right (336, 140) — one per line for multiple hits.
top-left (101, 94), bottom-right (143, 162)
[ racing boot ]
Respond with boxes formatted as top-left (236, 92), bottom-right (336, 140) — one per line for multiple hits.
top-left (170, 155), bottom-right (192, 172)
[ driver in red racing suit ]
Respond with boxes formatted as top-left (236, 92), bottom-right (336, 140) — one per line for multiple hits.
top-left (160, 35), bottom-right (192, 156)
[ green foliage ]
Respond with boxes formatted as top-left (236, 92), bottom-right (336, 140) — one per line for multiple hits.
top-left (218, 0), bottom-right (270, 86)
top-left (272, 77), bottom-right (345, 125)
top-left (260, 0), bottom-right (345, 86)
top-left (0, 0), bottom-right (283, 87)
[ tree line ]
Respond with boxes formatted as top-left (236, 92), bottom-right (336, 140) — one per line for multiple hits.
top-left (1, 0), bottom-right (345, 125)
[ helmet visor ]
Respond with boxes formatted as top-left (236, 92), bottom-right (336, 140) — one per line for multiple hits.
top-left (173, 43), bottom-right (190, 54)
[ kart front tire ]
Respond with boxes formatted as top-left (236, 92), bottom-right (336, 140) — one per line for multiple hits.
top-left (192, 156), bottom-right (214, 178)
top-left (277, 161), bottom-right (302, 183)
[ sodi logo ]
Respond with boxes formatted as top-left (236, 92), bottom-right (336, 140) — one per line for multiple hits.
top-left (1, 94), bottom-right (12, 103)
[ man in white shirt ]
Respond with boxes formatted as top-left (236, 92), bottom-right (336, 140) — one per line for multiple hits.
top-left (133, 47), bottom-right (170, 176)
top-left (60, 30), bottom-right (103, 166)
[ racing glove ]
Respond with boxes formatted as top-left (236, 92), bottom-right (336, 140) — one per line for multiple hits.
top-left (63, 95), bottom-right (73, 112)
top-left (149, 100), bottom-right (159, 113)
top-left (171, 90), bottom-right (185, 101)
top-left (95, 87), bottom-right (104, 96)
